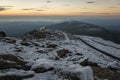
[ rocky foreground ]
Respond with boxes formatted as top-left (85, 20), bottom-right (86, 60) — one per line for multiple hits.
top-left (0, 28), bottom-right (120, 80)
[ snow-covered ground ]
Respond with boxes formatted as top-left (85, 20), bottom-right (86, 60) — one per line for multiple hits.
top-left (80, 35), bottom-right (120, 59)
top-left (0, 28), bottom-right (120, 80)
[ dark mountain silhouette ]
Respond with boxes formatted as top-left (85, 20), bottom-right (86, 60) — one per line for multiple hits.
top-left (47, 21), bottom-right (120, 44)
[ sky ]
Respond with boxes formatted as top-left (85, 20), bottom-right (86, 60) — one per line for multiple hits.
top-left (0, 0), bottom-right (120, 16)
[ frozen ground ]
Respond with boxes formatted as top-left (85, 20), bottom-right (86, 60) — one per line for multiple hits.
top-left (0, 28), bottom-right (120, 80)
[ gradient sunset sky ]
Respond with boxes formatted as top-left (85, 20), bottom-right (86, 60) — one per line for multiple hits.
top-left (0, 0), bottom-right (120, 16)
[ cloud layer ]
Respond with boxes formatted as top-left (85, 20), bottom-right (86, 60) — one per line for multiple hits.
top-left (0, 0), bottom-right (120, 16)
top-left (0, 6), bottom-right (13, 11)
top-left (0, 7), bottom-right (6, 11)
top-left (46, 0), bottom-right (52, 3)
top-left (86, 1), bottom-right (95, 3)
top-left (22, 8), bottom-right (45, 11)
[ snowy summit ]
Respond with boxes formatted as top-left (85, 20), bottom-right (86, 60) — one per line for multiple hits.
top-left (0, 28), bottom-right (120, 80)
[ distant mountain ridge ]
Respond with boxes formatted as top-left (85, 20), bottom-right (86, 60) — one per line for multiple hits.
top-left (47, 21), bottom-right (120, 44)
top-left (0, 21), bottom-right (119, 44)
top-left (0, 21), bottom-right (55, 37)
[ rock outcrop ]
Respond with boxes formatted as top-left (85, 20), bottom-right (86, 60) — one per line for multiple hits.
top-left (56, 49), bottom-right (70, 58)
top-left (23, 30), bottom-right (46, 41)
top-left (0, 54), bottom-right (27, 69)
top-left (31, 59), bottom-right (54, 73)
top-left (0, 31), bottom-right (6, 37)
top-left (0, 69), bottom-right (34, 80)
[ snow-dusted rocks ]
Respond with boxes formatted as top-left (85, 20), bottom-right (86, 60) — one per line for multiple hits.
top-left (57, 64), bottom-right (94, 80)
top-left (0, 28), bottom-right (120, 80)
top-left (80, 35), bottom-right (120, 60)
top-left (40, 26), bottom-right (47, 31)
top-left (23, 30), bottom-right (46, 40)
top-left (0, 54), bottom-right (27, 69)
top-left (31, 59), bottom-right (54, 73)
top-left (80, 58), bottom-right (99, 67)
top-left (107, 61), bottom-right (120, 70)
top-left (23, 29), bottom-right (67, 41)
top-left (0, 69), bottom-right (34, 80)
top-left (0, 37), bottom-right (16, 43)
top-left (92, 66), bottom-right (120, 80)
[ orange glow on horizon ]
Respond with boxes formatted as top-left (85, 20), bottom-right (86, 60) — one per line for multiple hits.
top-left (0, 0), bottom-right (120, 16)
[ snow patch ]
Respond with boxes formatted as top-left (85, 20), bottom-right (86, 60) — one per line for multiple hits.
top-left (31, 59), bottom-right (54, 70)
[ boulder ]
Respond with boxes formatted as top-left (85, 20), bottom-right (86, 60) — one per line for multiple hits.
top-left (31, 59), bottom-right (54, 73)
top-left (56, 49), bottom-right (70, 58)
top-left (0, 31), bottom-right (6, 37)
top-left (0, 54), bottom-right (27, 69)
top-left (80, 59), bottom-right (99, 67)
top-left (92, 67), bottom-right (120, 80)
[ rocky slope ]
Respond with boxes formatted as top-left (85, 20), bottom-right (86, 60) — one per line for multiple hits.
top-left (0, 28), bottom-right (120, 80)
